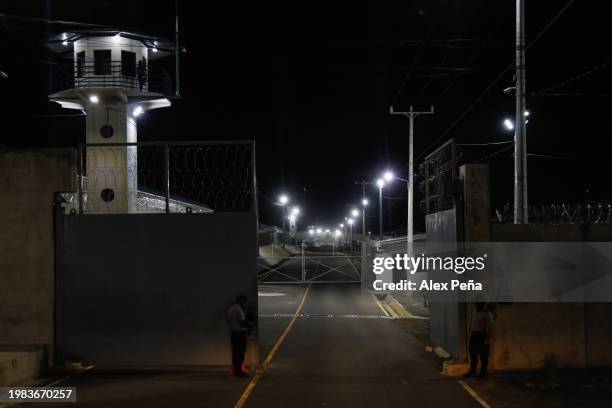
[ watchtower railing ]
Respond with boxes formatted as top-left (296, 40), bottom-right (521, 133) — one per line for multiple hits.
top-left (50, 60), bottom-right (174, 98)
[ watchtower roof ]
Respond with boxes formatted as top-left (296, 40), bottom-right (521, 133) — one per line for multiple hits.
top-left (44, 29), bottom-right (174, 59)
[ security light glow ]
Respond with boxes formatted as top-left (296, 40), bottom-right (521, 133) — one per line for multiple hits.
top-left (383, 171), bottom-right (394, 182)
top-left (316, 228), bottom-right (322, 234)
top-left (524, 110), bottom-right (530, 117)
top-left (62, 40), bottom-right (69, 46)
top-left (325, 229), bottom-right (331, 234)
top-left (309, 229), bottom-right (314, 235)
top-left (279, 195), bottom-right (288, 205)
top-left (288, 215), bottom-right (296, 222)
top-left (362, 198), bottom-right (369, 206)
top-left (503, 118), bottom-right (514, 131)
top-left (348, 219), bottom-right (354, 225)
top-left (351, 209), bottom-right (359, 217)
top-left (335, 229), bottom-right (341, 237)
top-left (376, 179), bottom-right (385, 188)
top-left (89, 95), bottom-right (99, 104)
top-left (291, 207), bottom-right (300, 215)
top-left (340, 223), bottom-right (344, 228)
top-left (133, 106), bottom-right (144, 117)
top-left (151, 48), bottom-right (159, 53)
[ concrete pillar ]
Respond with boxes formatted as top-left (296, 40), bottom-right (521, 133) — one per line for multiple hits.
top-left (459, 164), bottom-right (491, 242)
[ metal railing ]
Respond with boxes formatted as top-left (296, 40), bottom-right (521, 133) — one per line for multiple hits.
top-left (50, 60), bottom-right (174, 98)
top-left (76, 141), bottom-right (256, 214)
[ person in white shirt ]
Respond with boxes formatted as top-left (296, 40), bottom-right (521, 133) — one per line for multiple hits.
top-left (464, 302), bottom-right (494, 379)
top-left (226, 294), bottom-right (250, 377)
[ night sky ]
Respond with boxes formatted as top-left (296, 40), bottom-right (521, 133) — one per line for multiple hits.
top-left (1, 1), bottom-right (610, 232)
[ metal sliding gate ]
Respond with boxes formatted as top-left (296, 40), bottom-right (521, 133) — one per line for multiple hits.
top-left (258, 252), bottom-right (361, 284)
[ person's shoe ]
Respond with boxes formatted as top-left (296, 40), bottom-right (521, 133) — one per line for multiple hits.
top-left (462, 371), bottom-right (475, 378)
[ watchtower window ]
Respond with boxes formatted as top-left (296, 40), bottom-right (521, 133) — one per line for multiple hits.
top-left (76, 51), bottom-right (85, 77)
top-left (93, 50), bottom-right (111, 75)
top-left (121, 50), bottom-right (136, 77)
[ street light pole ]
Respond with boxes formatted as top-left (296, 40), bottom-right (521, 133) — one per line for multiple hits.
top-left (390, 105), bottom-right (434, 244)
top-left (361, 199), bottom-right (368, 242)
top-left (348, 219), bottom-right (354, 252)
top-left (278, 194), bottom-right (289, 247)
top-left (376, 179), bottom-right (384, 239)
top-left (383, 172), bottom-right (411, 253)
top-left (514, 0), bottom-right (528, 224)
top-left (355, 181), bottom-right (369, 240)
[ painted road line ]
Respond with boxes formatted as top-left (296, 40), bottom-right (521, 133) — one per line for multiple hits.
top-left (234, 284), bottom-right (312, 408)
top-left (372, 294), bottom-right (391, 317)
top-left (0, 365), bottom-right (94, 408)
top-left (458, 380), bottom-right (492, 408)
top-left (259, 313), bottom-right (394, 319)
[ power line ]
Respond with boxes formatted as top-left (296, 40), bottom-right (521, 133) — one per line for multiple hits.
top-left (417, 0), bottom-right (490, 102)
top-left (457, 140), bottom-right (512, 146)
top-left (414, 0), bottom-right (576, 162)
top-left (475, 144), bottom-right (513, 163)
top-left (532, 56), bottom-right (612, 95)
top-left (0, 13), bottom-right (111, 28)
top-left (526, 153), bottom-right (573, 160)
top-left (390, 1), bottom-right (447, 107)
top-left (531, 92), bottom-right (612, 97)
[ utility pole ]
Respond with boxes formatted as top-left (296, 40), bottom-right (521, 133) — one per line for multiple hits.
top-left (354, 181), bottom-right (369, 241)
top-left (174, 0), bottom-right (181, 98)
top-left (514, 0), bottom-right (528, 223)
top-left (389, 105), bottom-right (434, 245)
top-left (378, 182), bottom-right (384, 239)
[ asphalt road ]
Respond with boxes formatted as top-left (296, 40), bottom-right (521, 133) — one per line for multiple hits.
top-left (250, 284), bottom-right (481, 408)
top-left (16, 283), bottom-right (482, 408)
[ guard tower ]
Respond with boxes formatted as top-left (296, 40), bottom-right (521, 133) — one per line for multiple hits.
top-left (46, 30), bottom-right (174, 213)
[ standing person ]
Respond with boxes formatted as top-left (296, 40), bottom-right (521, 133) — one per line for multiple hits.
top-left (226, 294), bottom-right (251, 378)
top-left (464, 302), bottom-right (494, 379)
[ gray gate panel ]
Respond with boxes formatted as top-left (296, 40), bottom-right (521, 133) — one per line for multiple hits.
top-left (57, 213), bottom-right (257, 367)
top-left (425, 207), bottom-right (467, 360)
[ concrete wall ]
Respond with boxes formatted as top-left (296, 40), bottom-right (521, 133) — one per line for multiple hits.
top-left (491, 303), bottom-right (587, 370)
top-left (489, 223), bottom-right (612, 370)
top-left (428, 163), bottom-right (612, 370)
top-left (0, 149), bottom-right (76, 363)
top-left (56, 213), bottom-right (258, 367)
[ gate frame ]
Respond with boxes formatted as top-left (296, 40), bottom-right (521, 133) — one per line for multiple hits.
top-left (258, 250), bottom-right (362, 284)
